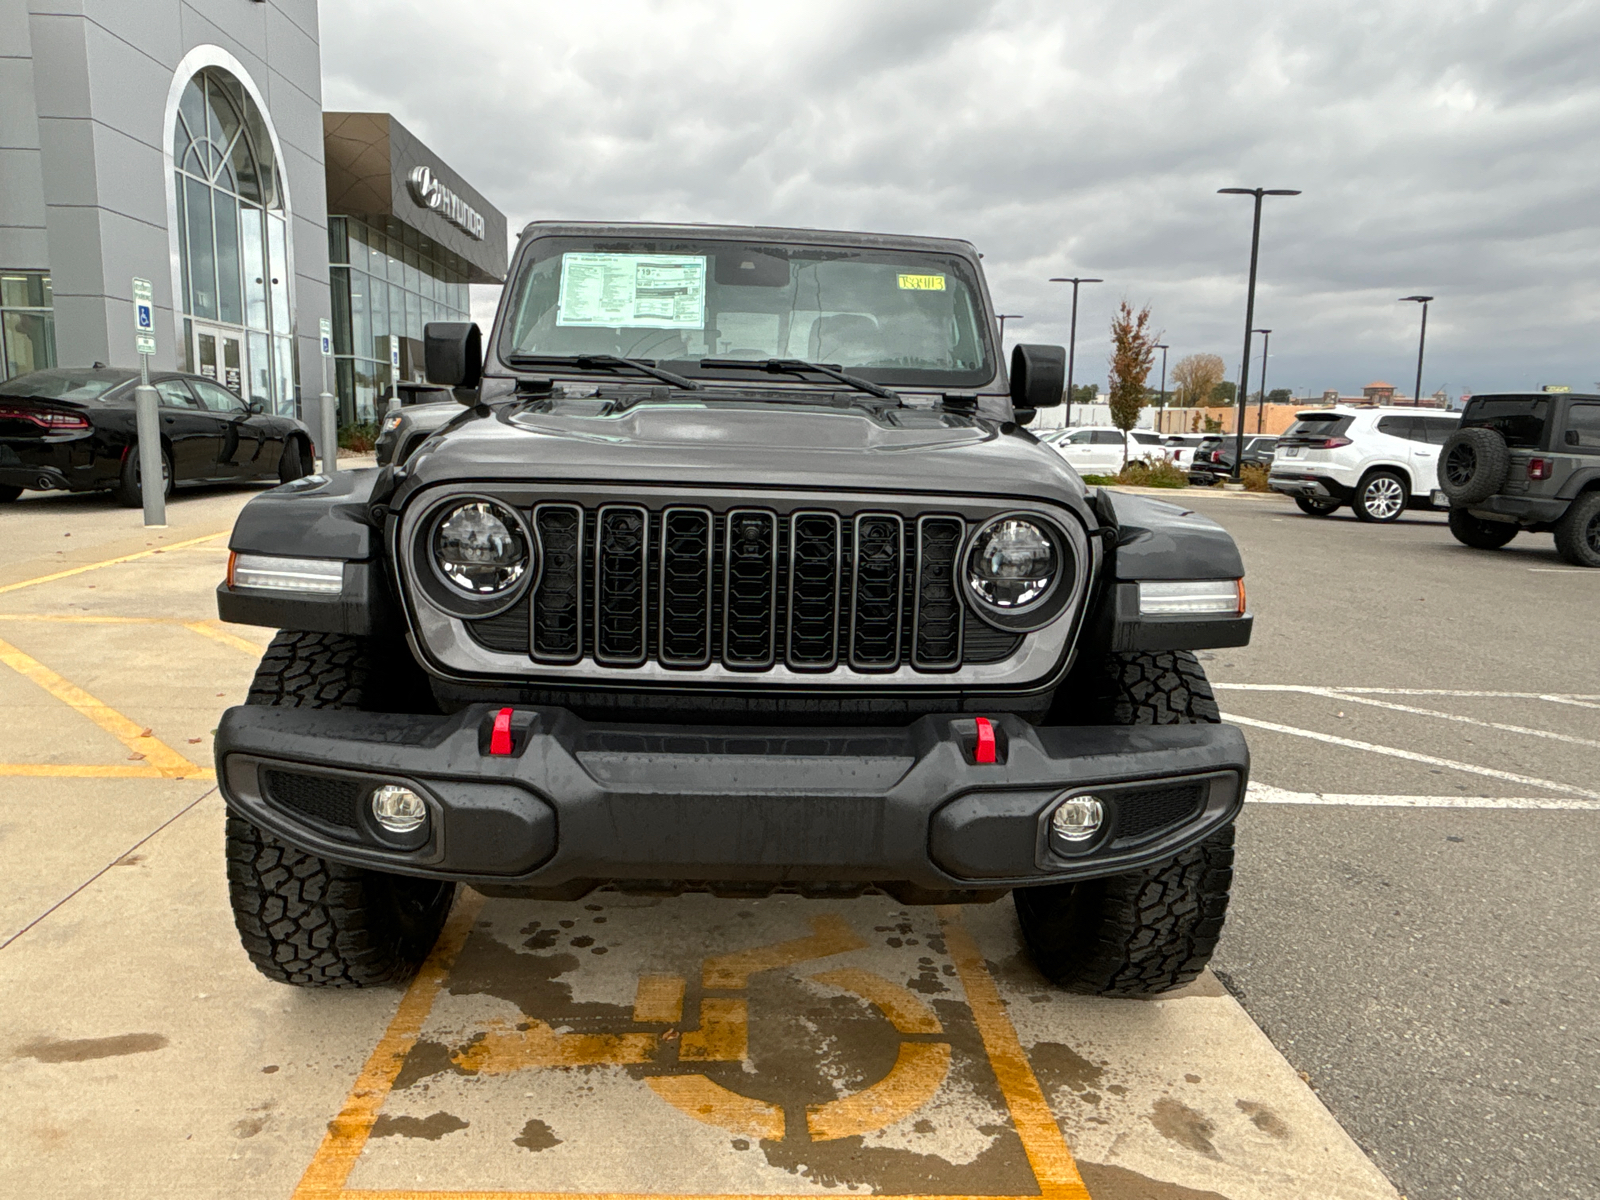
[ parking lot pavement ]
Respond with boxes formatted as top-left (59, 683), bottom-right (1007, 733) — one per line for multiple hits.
top-left (1169, 490), bottom-right (1600, 1200)
top-left (0, 482), bottom-right (1406, 1200)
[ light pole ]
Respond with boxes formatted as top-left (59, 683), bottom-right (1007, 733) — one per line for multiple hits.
top-left (1154, 343), bottom-right (1170, 430)
top-left (1253, 328), bottom-right (1271, 432)
top-left (996, 314), bottom-right (1024, 341)
top-left (1401, 295), bottom-right (1432, 406)
top-left (1048, 276), bottom-right (1102, 426)
top-left (1219, 187), bottom-right (1300, 479)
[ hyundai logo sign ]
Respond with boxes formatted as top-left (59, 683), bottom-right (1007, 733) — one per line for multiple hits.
top-left (406, 166), bottom-right (486, 241)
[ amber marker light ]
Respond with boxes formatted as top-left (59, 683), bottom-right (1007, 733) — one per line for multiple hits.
top-left (1237, 578), bottom-right (1247, 615)
top-left (227, 550), bottom-right (237, 589)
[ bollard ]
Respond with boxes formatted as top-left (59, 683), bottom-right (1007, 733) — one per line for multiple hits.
top-left (320, 389), bottom-right (338, 476)
top-left (133, 377), bottom-right (166, 527)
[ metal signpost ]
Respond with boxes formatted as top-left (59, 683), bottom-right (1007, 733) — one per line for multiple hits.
top-left (131, 277), bottom-right (165, 526)
top-left (319, 316), bottom-right (338, 475)
top-left (388, 336), bottom-right (402, 414)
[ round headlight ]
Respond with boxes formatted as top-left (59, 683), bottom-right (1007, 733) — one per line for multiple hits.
top-left (432, 500), bottom-right (529, 595)
top-left (966, 518), bottom-right (1058, 609)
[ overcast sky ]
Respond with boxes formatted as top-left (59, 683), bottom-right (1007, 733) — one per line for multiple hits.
top-left (322, 0), bottom-right (1600, 399)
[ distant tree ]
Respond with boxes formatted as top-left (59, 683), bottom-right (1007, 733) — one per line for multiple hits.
top-left (1266, 388), bottom-right (1293, 404)
top-left (1208, 380), bottom-right (1237, 406)
top-left (1070, 383), bottom-right (1099, 405)
top-left (1171, 354), bottom-right (1225, 407)
top-left (1106, 301), bottom-right (1157, 465)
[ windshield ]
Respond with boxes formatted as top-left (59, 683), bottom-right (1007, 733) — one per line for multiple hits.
top-left (0, 369), bottom-right (129, 402)
top-left (498, 236), bottom-right (994, 389)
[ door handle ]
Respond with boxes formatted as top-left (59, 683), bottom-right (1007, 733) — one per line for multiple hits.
top-left (164, 416), bottom-right (176, 423)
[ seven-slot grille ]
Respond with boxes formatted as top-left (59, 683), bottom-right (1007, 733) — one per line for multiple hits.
top-left (501, 505), bottom-right (993, 673)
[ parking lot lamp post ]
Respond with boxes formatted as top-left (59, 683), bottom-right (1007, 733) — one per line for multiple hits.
top-left (1401, 296), bottom-right (1432, 407)
top-left (1253, 329), bottom-right (1271, 432)
top-left (1048, 276), bottom-right (1102, 425)
top-left (997, 314), bottom-right (1024, 342)
top-left (1154, 343), bottom-right (1170, 430)
top-left (1219, 187), bottom-right (1300, 478)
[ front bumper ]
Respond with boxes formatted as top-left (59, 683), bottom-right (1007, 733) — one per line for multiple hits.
top-left (216, 705), bottom-right (1249, 899)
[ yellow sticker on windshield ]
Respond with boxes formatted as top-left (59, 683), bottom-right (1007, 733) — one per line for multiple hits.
top-left (897, 273), bottom-right (946, 291)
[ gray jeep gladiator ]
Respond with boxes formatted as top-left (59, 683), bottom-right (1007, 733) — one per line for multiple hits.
top-left (1435, 392), bottom-right (1600, 566)
top-left (214, 222), bottom-right (1253, 995)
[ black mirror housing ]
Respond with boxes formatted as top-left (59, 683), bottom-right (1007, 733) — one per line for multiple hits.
top-left (424, 322), bottom-right (482, 390)
top-left (1010, 344), bottom-right (1067, 409)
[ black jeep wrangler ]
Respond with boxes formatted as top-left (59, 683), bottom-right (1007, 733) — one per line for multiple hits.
top-left (215, 223), bottom-right (1253, 996)
top-left (1436, 392), bottom-right (1600, 566)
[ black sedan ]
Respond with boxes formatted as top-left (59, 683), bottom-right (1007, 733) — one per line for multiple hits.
top-left (0, 367), bottom-right (313, 506)
top-left (1188, 434), bottom-right (1279, 484)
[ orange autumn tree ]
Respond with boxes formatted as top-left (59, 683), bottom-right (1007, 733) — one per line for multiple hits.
top-left (1107, 301), bottom-right (1157, 465)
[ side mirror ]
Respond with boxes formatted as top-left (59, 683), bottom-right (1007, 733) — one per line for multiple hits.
top-left (1010, 344), bottom-right (1067, 410)
top-left (245, 399), bottom-right (265, 415)
top-left (424, 322), bottom-right (482, 390)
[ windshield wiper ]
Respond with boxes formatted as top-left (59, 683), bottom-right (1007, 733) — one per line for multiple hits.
top-left (505, 353), bottom-right (701, 391)
top-left (698, 358), bottom-right (900, 402)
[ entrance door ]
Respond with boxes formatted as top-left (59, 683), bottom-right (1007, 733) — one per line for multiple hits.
top-left (192, 324), bottom-right (246, 398)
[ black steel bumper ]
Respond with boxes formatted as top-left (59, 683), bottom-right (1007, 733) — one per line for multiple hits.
top-left (215, 704), bottom-right (1249, 899)
top-left (1466, 494), bottom-right (1568, 523)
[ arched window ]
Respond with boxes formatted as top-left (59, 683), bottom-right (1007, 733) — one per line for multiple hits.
top-left (172, 67), bottom-right (295, 413)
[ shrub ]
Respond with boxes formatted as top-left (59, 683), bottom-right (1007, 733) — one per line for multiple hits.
top-left (1240, 463), bottom-right (1271, 492)
top-left (1115, 457), bottom-right (1189, 488)
top-left (338, 421), bottom-right (380, 453)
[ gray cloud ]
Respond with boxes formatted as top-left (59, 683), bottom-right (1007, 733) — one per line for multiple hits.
top-left (323, 0), bottom-right (1600, 396)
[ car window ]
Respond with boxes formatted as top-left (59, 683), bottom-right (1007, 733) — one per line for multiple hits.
top-left (1463, 397), bottom-right (1547, 448)
top-left (154, 379), bottom-right (201, 409)
top-left (1130, 431), bottom-right (1161, 444)
top-left (1377, 415), bottom-right (1422, 441)
top-left (1568, 402), bottom-right (1600, 451)
top-left (1091, 430), bottom-right (1124, 445)
top-left (1282, 415), bottom-right (1353, 442)
top-left (191, 379), bottom-right (246, 414)
top-left (1063, 430), bottom-right (1093, 444)
top-left (1418, 417), bottom-right (1458, 445)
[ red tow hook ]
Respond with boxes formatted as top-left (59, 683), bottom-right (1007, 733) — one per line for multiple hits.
top-left (974, 717), bottom-right (997, 764)
top-left (489, 706), bottom-right (515, 756)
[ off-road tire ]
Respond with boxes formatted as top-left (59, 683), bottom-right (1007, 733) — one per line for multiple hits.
top-left (226, 630), bottom-right (454, 987)
top-left (277, 436), bottom-right (309, 484)
top-left (0, 483), bottom-right (22, 502)
top-left (113, 446), bottom-right (172, 507)
top-left (1015, 650), bottom-right (1234, 995)
top-left (1448, 507), bottom-right (1518, 550)
top-left (1353, 469), bottom-right (1408, 523)
top-left (1294, 495), bottom-right (1339, 517)
top-left (1438, 426), bottom-right (1510, 504)
top-left (1553, 490), bottom-right (1600, 568)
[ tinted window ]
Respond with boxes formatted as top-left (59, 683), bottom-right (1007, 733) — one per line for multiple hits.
top-left (1282, 415), bottom-right (1353, 442)
top-left (1063, 429), bottom-right (1093, 444)
top-left (1418, 417), bottom-right (1458, 445)
top-left (155, 380), bottom-right (200, 409)
top-left (1463, 397), bottom-right (1547, 448)
top-left (1568, 402), bottom-right (1600, 451)
top-left (1377, 415), bottom-right (1422, 441)
top-left (1091, 430), bottom-right (1124, 445)
top-left (1130, 431), bottom-right (1162, 444)
top-left (192, 379), bottom-right (245, 413)
top-left (0, 369), bottom-right (130, 401)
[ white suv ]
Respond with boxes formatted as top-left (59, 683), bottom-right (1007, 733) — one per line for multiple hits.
top-left (1268, 406), bottom-right (1461, 521)
top-left (1046, 426), bottom-right (1169, 475)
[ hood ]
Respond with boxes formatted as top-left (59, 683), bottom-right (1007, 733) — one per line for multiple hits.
top-left (398, 394), bottom-right (1089, 508)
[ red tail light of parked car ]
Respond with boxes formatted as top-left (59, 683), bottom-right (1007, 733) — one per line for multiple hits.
top-left (0, 403), bottom-right (91, 431)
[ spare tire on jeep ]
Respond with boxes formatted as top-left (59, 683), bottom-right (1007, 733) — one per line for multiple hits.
top-left (1438, 427), bottom-right (1510, 504)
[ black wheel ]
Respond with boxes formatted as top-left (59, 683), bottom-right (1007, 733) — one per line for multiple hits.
top-left (112, 445), bottom-right (172, 507)
top-left (277, 436), bottom-right (309, 484)
top-left (1015, 651), bottom-right (1235, 996)
top-left (1438, 427), bottom-right (1510, 504)
top-left (0, 483), bottom-right (22, 502)
top-left (1553, 491), bottom-right (1600, 568)
top-left (1448, 507), bottom-right (1518, 550)
top-left (226, 631), bottom-right (454, 987)
top-left (1352, 470), bottom-right (1408, 522)
top-left (1294, 495), bottom-right (1340, 517)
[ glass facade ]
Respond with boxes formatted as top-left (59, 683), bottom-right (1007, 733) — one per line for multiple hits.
top-left (172, 68), bottom-right (297, 414)
top-left (328, 216), bottom-right (469, 424)
top-left (1, 271), bottom-right (56, 382)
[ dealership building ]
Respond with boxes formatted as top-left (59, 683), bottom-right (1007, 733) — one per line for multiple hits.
top-left (1, 0), bottom-right (505, 424)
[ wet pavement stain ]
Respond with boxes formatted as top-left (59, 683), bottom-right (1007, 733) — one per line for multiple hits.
top-left (18, 1032), bottom-right (168, 1062)
top-left (1235, 1099), bottom-right (1291, 1140)
top-left (1077, 1161), bottom-right (1233, 1200)
top-left (1149, 1097), bottom-right (1220, 1159)
top-left (513, 1117), bottom-right (562, 1152)
top-left (1030, 1040), bottom-right (1106, 1096)
top-left (370, 1112), bottom-right (469, 1140)
top-left (391, 1037), bottom-right (461, 1091)
top-left (447, 930), bottom-right (635, 1024)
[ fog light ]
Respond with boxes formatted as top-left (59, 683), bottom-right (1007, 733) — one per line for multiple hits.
top-left (1050, 796), bottom-right (1104, 843)
top-left (370, 785), bottom-right (427, 834)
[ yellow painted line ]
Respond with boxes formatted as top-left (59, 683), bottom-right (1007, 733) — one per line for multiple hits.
top-left (453, 1018), bottom-right (657, 1072)
top-left (345, 1191), bottom-right (1046, 1199)
top-left (631, 974), bottom-right (686, 1023)
top-left (807, 1041), bottom-right (952, 1141)
top-left (644, 1075), bottom-right (785, 1142)
top-left (0, 636), bottom-right (209, 779)
top-left (811, 966), bottom-right (944, 1034)
top-left (940, 906), bottom-right (1090, 1200)
top-left (677, 996), bottom-right (747, 1062)
top-left (290, 890), bottom-right (484, 1200)
top-left (183, 619), bottom-right (268, 656)
top-left (0, 529), bottom-right (228, 595)
top-left (701, 912), bottom-right (866, 988)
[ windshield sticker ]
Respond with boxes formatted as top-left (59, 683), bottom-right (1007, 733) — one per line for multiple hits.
top-left (557, 253), bottom-right (707, 328)
top-left (897, 273), bottom-right (946, 291)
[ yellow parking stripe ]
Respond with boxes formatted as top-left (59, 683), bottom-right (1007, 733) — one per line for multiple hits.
top-left (701, 912), bottom-right (866, 988)
top-left (0, 529), bottom-right (228, 594)
top-left (0, 636), bottom-right (209, 779)
top-left (183, 619), bottom-right (268, 656)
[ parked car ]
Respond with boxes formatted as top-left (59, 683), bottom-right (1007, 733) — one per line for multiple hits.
top-left (1159, 434), bottom-right (1209, 472)
top-left (0, 366), bottom-right (313, 505)
top-left (1048, 426), bottom-right (1167, 474)
top-left (374, 382), bottom-right (458, 467)
top-left (1434, 392), bottom-right (1600, 566)
top-left (213, 219), bottom-right (1254, 997)
top-left (1189, 435), bottom-right (1279, 485)
top-left (1268, 406), bottom-right (1459, 521)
